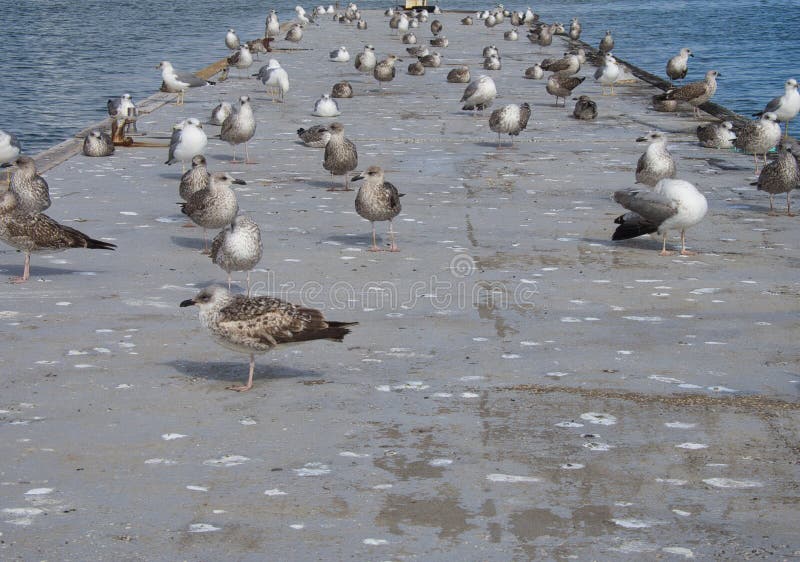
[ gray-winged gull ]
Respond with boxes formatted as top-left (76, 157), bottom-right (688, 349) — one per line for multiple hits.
top-left (329, 46), bottom-right (350, 62)
top-left (751, 142), bottom-right (800, 215)
top-left (612, 179), bottom-right (708, 256)
top-left (461, 75), bottom-right (497, 112)
top-left (524, 64), bottom-right (544, 80)
top-left (352, 165), bottom-right (404, 252)
top-left (0, 191), bottom-right (115, 283)
top-left (225, 28), bottom-right (240, 50)
top-left (635, 131), bottom-right (677, 187)
top-left (253, 59), bottom-right (290, 103)
top-left (489, 103), bottom-right (531, 148)
top-left (323, 122), bottom-right (358, 191)
top-left (753, 78), bottom-right (800, 137)
top-left (594, 53), bottom-right (621, 96)
top-left (179, 285), bottom-right (357, 392)
top-left (210, 214), bottom-right (263, 294)
top-left (166, 118), bottom-right (207, 171)
top-left (157, 61), bottom-right (214, 105)
top-left (312, 94), bottom-right (340, 117)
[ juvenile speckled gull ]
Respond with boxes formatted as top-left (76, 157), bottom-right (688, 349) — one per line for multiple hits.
top-left (547, 74), bottom-right (584, 106)
top-left (82, 130), bottom-right (115, 157)
top-left (323, 122), bottom-right (358, 191)
top-left (297, 125), bottom-right (331, 147)
top-left (664, 70), bottom-right (719, 118)
top-left (733, 112), bottom-right (781, 174)
top-left (352, 165), bottom-right (403, 252)
top-left (179, 155), bottom-right (210, 201)
top-left (751, 142), bottom-right (800, 216)
top-left (220, 95), bottom-right (257, 164)
top-left (635, 131), bottom-right (677, 187)
top-left (180, 172), bottom-right (243, 252)
top-left (447, 66), bottom-right (470, 83)
top-left (573, 95), bottom-right (597, 120)
top-left (599, 30), bottom-right (614, 54)
top-left (10, 156), bottom-right (50, 213)
top-left (331, 81), bottom-right (353, 98)
top-left (612, 179), bottom-right (708, 256)
top-left (210, 214), bottom-right (263, 294)
top-left (696, 121), bottom-right (736, 149)
top-left (373, 55), bottom-right (399, 88)
top-left (0, 190), bottom-right (116, 283)
top-left (489, 103), bottom-right (531, 147)
top-left (179, 285), bottom-right (357, 392)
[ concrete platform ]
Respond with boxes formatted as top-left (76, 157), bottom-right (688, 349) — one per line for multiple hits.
top-left (1, 10), bottom-right (798, 560)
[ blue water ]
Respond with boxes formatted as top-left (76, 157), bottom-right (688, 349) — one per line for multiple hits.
top-left (0, 0), bottom-right (797, 155)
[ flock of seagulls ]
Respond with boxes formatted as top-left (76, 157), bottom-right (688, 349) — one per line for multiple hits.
top-left (1, 4), bottom-right (798, 391)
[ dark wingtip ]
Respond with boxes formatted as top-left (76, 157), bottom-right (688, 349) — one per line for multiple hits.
top-left (87, 239), bottom-right (117, 251)
top-left (207, 80), bottom-right (217, 86)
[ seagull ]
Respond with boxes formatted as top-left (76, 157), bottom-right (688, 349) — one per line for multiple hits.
top-left (696, 121), bottom-right (736, 149)
top-left (323, 122), bottom-right (358, 191)
top-left (221, 95), bottom-right (257, 164)
top-left (285, 23), bottom-right (304, 43)
top-left (461, 75), bottom-right (497, 112)
top-left (753, 78), bottom-right (800, 138)
top-left (483, 54), bottom-right (501, 71)
top-left (331, 81), bottom-right (353, 98)
top-left (547, 74), bottom-right (585, 106)
top-left (572, 95), bottom-right (597, 120)
top-left (107, 93), bottom-right (137, 123)
top-left (225, 28), bottom-right (240, 50)
top-left (0, 129), bottom-right (22, 182)
top-left (0, 191), bottom-right (116, 283)
top-left (541, 52), bottom-right (580, 76)
top-left (599, 30), bottom-right (614, 54)
top-left (253, 59), bottom-right (290, 103)
top-left (594, 53), bottom-right (621, 95)
top-left (246, 38), bottom-right (271, 60)
top-left (209, 101), bottom-right (232, 125)
top-left (751, 142), bottom-right (800, 216)
top-left (9, 156), bottom-right (50, 213)
top-left (355, 45), bottom-right (377, 73)
top-left (482, 45), bottom-right (498, 58)
top-left (666, 48), bottom-right (693, 82)
top-left (180, 285), bottom-right (357, 392)
top-left (352, 165), bottom-right (404, 252)
top-left (210, 214), bottom-right (263, 294)
top-left (312, 94), bottom-right (341, 117)
top-left (524, 64), bottom-right (544, 80)
top-left (635, 131), bottom-right (677, 187)
top-left (408, 61), bottom-right (425, 76)
top-left (329, 45), bottom-right (350, 62)
top-left (374, 55), bottom-right (400, 89)
top-left (664, 70), bottom-right (719, 118)
top-left (227, 44), bottom-right (253, 77)
top-left (165, 118), bottom-right (207, 171)
top-left (612, 179), bottom-right (708, 256)
top-left (406, 45), bottom-right (429, 57)
top-left (569, 17), bottom-right (581, 40)
top-left (401, 32), bottom-right (417, 45)
top-left (179, 155), bottom-right (210, 201)
top-left (734, 112), bottom-right (782, 174)
top-left (447, 66), bottom-right (470, 83)
top-left (266, 10), bottom-right (281, 37)
top-left (420, 52), bottom-right (442, 68)
top-left (504, 28), bottom-right (518, 41)
top-left (297, 125), bottom-right (330, 148)
top-left (156, 61), bottom-right (214, 105)
top-left (430, 19), bottom-right (443, 36)
top-left (180, 172), bottom-right (243, 253)
top-left (82, 130), bottom-right (115, 157)
top-left (488, 103), bottom-right (531, 148)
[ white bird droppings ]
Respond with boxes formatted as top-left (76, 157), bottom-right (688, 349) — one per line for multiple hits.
top-left (486, 473), bottom-right (540, 483)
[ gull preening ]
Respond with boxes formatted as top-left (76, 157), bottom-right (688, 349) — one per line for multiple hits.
top-left (612, 179), bottom-right (708, 256)
top-left (0, 191), bottom-right (116, 283)
top-left (209, 101), bottom-right (232, 126)
top-left (210, 214), bottom-right (263, 294)
top-left (696, 121), bottom-right (736, 149)
top-left (488, 103), bottom-right (531, 148)
top-left (352, 165), bottom-right (404, 252)
top-left (220, 95), bottom-right (257, 164)
top-left (156, 61), bottom-right (214, 105)
top-left (635, 131), bottom-right (677, 187)
top-left (82, 130), bottom-right (115, 157)
top-left (180, 285), bottom-right (357, 392)
top-left (297, 125), bottom-right (331, 147)
top-left (9, 156), bottom-right (50, 213)
top-left (253, 59), bottom-right (290, 103)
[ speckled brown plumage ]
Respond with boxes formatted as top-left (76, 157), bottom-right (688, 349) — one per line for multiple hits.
top-left (9, 156), bottom-right (50, 213)
top-left (323, 122), bottom-right (358, 191)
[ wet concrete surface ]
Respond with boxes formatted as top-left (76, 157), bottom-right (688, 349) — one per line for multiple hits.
top-left (0, 9), bottom-right (798, 561)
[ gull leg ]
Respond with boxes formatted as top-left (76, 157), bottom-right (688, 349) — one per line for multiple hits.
top-left (10, 252), bottom-right (31, 284)
top-left (227, 273), bottom-right (232, 291)
top-left (679, 229), bottom-right (696, 256)
top-left (768, 193), bottom-right (777, 215)
top-left (388, 219), bottom-right (400, 252)
top-left (227, 354), bottom-right (255, 392)
top-left (787, 192), bottom-right (795, 217)
top-left (244, 142), bottom-right (256, 164)
top-left (246, 271), bottom-right (252, 296)
top-left (368, 222), bottom-right (380, 252)
top-left (201, 228), bottom-right (211, 254)
top-left (659, 233), bottom-right (674, 256)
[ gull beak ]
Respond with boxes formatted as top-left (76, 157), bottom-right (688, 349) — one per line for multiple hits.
top-left (233, 178), bottom-right (247, 185)
top-left (351, 173), bottom-right (364, 182)
top-left (635, 136), bottom-right (648, 142)
top-left (179, 298), bottom-right (196, 308)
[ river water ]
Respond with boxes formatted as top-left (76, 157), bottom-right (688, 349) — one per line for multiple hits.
top-left (0, 0), bottom-right (797, 155)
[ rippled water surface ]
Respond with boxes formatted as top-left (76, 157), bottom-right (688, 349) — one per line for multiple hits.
top-left (0, 0), bottom-right (797, 154)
